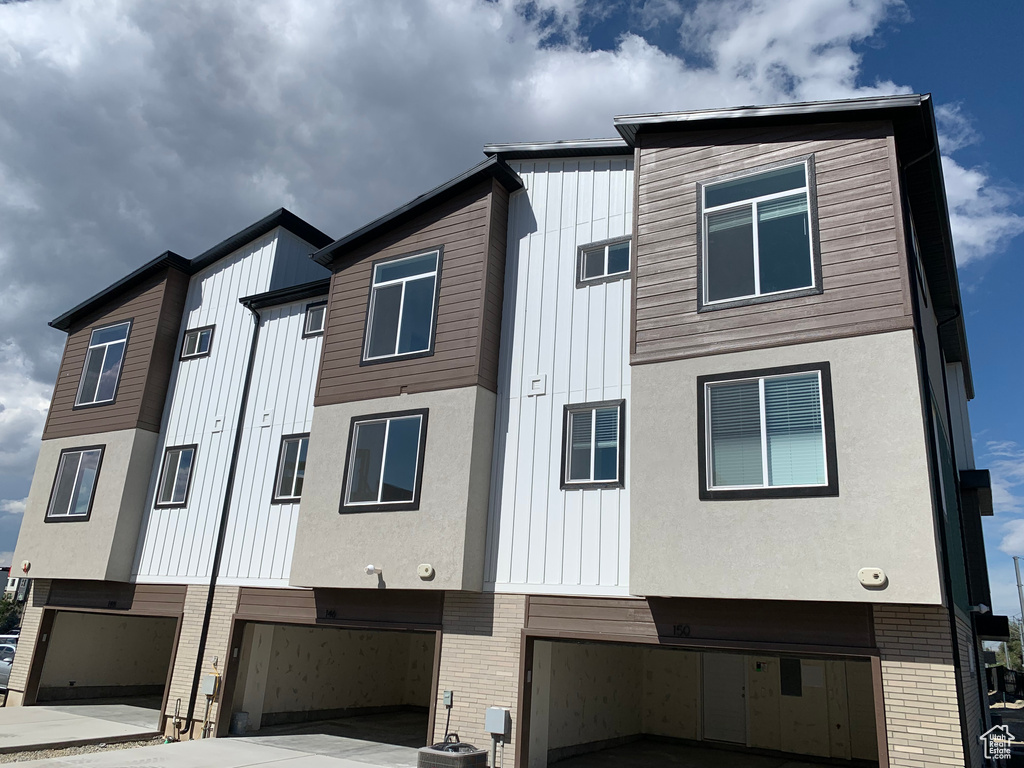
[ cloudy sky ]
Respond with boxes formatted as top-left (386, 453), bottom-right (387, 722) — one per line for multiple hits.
top-left (0, 0), bottom-right (1021, 609)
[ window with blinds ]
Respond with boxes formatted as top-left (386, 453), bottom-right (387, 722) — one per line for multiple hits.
top-left (702, 365), bottom-right (835, 497)
top-left (701, 160), bottom-right (817, 307)
top-left (562, 400), bottom-right (625, 488)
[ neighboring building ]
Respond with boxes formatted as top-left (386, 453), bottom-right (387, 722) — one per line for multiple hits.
top-left (8, 94), bottom-right (1003, 768)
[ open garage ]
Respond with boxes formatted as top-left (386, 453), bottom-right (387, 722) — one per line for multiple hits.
top-left (227, 621), bottom-right (436, 743)
top-left (527, 639), bottom-right (878, 768)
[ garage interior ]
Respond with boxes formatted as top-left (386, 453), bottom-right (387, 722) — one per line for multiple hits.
top-left (227, 622), bottom-right (436, 747)
top-left (33, 610), bottom-right (178, 729)
top-left (528, 640), bottom-right (879, 768)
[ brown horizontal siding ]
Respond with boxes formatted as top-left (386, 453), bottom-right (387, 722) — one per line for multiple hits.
top-left (47, 580), bottom-right (186, 615)
top-left (235, 587), bottom-right (443, 628)
top-left (526, 595), bottom-right (875, 649)
top-left (315, 180), bottom-right (508, 406)
top-left (631, 121), bottom-right (913, 363)
top-left (43, 267), bottom-right (188, 440)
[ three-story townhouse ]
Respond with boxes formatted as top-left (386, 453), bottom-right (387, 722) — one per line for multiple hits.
top-left (7, 94), bottom-right (1002, 768)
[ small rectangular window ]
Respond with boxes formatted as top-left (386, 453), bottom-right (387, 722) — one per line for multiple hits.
top-left (780, 658), bottom-right (803, 697)
top-left (303, 302), bottom-right (327, 338)
top-left (181, 326), bottom-right (214, 360)
top-left (75, 321), bottom-right (131, 407)
top-left (362, 250), bottom-right (441, 363)
top-left (155, 445), bottom-right (197, 508)
top-left (46, 446), bottom-right (104, 521)
top-left (341, 409), bottom-right (428, 512)
top-left (576, 237), bottom-right (631, 286)
top-left (699, 160), bottom-right (819, 309)
top-left (561, 400), bottom-right (625, 489)
top-left (698, 363), bottom-right (838, 500)
top-left (273, 434), bottom-right (309, 502)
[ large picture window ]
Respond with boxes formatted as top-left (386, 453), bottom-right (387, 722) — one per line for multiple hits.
top-left (75, 320), bottom-right (131, 407)
top-left (340, 409), bottom-right (428, 512)
top-left (272, 434), bottom-right (309, 503)
top-left (698, 363), bottom-right (838, 500)
top-left (362, 249), bottom-right (441, 362)
top-left (699, 160), bottom-right (819, 309)
top-left (155, 445), bottom-right (197, 508)
top-left (561, 400), bottom-right (626, 489)
top-left (46, 446), bottom-right (104, 522)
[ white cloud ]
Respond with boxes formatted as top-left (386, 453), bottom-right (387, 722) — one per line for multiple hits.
top-left (0, 552), bottom-right (13, 569)
top-left (0, 500), bottom-right (25, 517)
top-left (0, 0), bottom-right (1018, 558)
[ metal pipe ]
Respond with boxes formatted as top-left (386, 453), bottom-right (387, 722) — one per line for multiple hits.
top-left (183, 303), bottom-right (262, 735)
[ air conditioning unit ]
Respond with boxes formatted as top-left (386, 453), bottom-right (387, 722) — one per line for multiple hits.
top-left (417, 738), bottom-right (488, 768)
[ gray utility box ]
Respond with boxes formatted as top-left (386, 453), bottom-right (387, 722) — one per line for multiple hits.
top-left (417, 742), bottom-right (488, 768)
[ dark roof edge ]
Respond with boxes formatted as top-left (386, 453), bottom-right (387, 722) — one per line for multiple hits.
top-left (49, 251), bottom-right (189, 331)
top-left (191, 208), bottom-right (333, 273)
top-left (312, 156), bottom-right (524, 266)
top-left (483, 138), bottom-right (631, 160)
top-left (50, 208), bottom-right (332, 333)
top-left (240, 278), bottom-right (331, 310)
top-left (613, 94), bottom-right (925, 145)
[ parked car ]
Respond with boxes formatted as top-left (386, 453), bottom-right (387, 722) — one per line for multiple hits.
top-left (0, 643), bottom-right (15, 691)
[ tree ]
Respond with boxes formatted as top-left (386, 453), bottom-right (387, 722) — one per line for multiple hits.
top-left (0, 595), bottom-right (20, 634)
top-left (988, 617), bottom-right (1024, 670)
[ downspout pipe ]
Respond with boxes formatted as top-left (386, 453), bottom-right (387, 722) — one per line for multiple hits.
top-left (183, 301), bottom-right (262, 735)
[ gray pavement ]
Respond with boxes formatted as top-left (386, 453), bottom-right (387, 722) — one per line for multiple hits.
top-left (0, 705), bottom-right (158, 754)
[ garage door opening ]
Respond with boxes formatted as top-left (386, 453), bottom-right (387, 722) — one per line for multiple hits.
top-left (227, 622), bottom-right (436, 749)
top-left (33, 610), bottom-right (178, 731)
top-left (527, 639), bottom-right (879, 768)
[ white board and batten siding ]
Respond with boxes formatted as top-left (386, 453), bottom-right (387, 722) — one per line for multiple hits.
top-left (133, 227), bottom-right (327, 584)
top-left (486, 157), bottom-right (633, 596)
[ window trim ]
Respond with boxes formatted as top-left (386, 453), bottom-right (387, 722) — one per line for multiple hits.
top-left (338, 408), bottom-right (429, 513)
top-left (154, 443), bottom-right (198, 509)
top-left (359, 247), bottom-right (444, 366)
top-left (44, 445), bottom-right (105, 523)
top-left (695, 156), bottom-right (822, 313)
top-left (72, 319), bottom-right (133, 410)
top-left (559, 399), bottom-right (626, 490)
top-left (575, 236), bottom-right (632, 288)
top-left (271, 432), bottom-right (310, 504)
top-left (179, 325), bottom-right (216, 361)
top-left (697, 362), bottom-right (838, 500)
top-left (302, 301), bottom-right (327, 339)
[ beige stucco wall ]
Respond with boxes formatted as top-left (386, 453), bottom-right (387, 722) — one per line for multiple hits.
top-left (39, 611), bottom-right (177, 689)
top-left (290, 386), bottom-right (495, 591)
top-left (261, 625), bottom-right (434, 715)
top-left (630, 329), bottom-right (943, 603)
top-left (13, 428), bottom-right (159, 582)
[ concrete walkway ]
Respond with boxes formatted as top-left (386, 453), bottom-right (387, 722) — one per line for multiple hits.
top-left (8, 734), bottom-right (420, 767)
top-left (0, 705), bottom-right (159, 754)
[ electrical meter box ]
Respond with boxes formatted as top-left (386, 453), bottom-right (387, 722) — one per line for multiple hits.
top-left (485, 707), bottom-right (511, 738)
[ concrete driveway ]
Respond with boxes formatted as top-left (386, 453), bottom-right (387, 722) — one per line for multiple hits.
top-left (9, 735), bottom-right (420, 767)
top-left (0, 703), bottom-right (159, 754)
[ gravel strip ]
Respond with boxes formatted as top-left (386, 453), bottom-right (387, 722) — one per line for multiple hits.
top-left (0, 736), bottom-right (164, 763)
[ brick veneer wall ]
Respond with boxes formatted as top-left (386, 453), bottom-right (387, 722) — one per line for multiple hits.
top-left (6, 578), bottom-right (52, 706)
top-left (163, 584), bottom-right (239, 738)
top-left (874, 604), bottom-right (969, 767)
top-left (433, 593), bottom-right (526, 761)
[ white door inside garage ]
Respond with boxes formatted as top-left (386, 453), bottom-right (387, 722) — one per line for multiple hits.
top-left (701, 652), bottom-right (746, 743)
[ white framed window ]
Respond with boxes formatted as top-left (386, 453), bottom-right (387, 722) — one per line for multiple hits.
top-left (181, 325), bottom-right (214, 360)
top-left (75, 321), bottom-right (131, 407)
top-left (698, 363), bottom-right (838, 499)
top-left (46, 446), bottom-right (104, 521)
top-left (272, 434), bottom-right (309, 502)
top-left (155, 445), bottom-right (196, 508)
top-left (362, 250), bottom-right (440, 362)
top-left (341, 410), bottom-right (428, 511)
top-left (561, 400), bottom-right (625, 488)
top-left (577, 237), bottom-right (631, 285)
top-left (303, 302), bottom-right (327, 338)
top-left (700, 160), bottom-right (818, 308)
